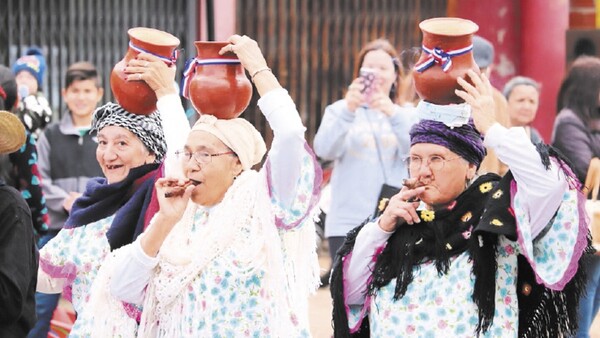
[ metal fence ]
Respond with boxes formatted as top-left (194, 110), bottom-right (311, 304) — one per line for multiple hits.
top-left (237, 0), bottom-right (447, 145)
top-left (0, 0), bottom-right (196, 118)
top-left (1, 0), bottom-right (447, 143)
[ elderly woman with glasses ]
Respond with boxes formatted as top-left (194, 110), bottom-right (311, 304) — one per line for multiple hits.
top-left (330, 70), bottom-right (591, 337)
top-left (108, 35), bottom-right (321, 337)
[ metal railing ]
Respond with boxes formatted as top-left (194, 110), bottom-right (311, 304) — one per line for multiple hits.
top-left (237, 0), bottom-right (447, 145)
top-left (1, 0), bottom-right (447, 143)
top-left (1, 0), bottom-right (196, 118)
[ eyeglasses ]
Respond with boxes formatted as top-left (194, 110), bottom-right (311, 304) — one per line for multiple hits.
top-left (404, 155), bottom-right (462, 172)
top-left (175, 150), bottom-right (236, 165)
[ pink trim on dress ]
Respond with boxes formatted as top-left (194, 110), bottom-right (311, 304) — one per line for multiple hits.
top-left (267, 142), bottom-right (323, 230)
top-left (345, 245), bottom-right (385, 333)
top-left (512, 181), bottom-right (588, 291)
top-left (39, 256), bottom-right (78, 302)
top-left (122, 303), bottom-right (142, 322)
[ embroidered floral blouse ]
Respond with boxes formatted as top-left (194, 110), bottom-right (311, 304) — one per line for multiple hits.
top-left (342, 125), bottom-right (587, 337)
top-left (109, 89), bottom-right (322, 337)
top-left (35, 94), bottom-right (190, 336)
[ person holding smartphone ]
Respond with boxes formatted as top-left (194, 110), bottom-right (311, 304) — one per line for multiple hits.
top-left (314, 39), bottom-right (417, 284)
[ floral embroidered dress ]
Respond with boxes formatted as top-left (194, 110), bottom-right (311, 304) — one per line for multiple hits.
top-left (35, 94), bottom-right (190, 337)
top-left (333, 125), bottom-right (589, 337)
top-left (348, 189), bottom-right (583, 337)
top-left (109, 89), bottom-right (322, 337)
top-left (37, 215), bottom-right (122, 332)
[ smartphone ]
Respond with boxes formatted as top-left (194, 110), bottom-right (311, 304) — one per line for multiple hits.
top-left (359, 67), bottom-right (377, 104)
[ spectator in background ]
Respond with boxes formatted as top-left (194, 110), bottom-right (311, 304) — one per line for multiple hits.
top-left (28, 62), bottom-right (104, 338)
top-left (0, 66), bottom-right (50, 240)
top-left (503, 76), bottom-right (543, 144)
top-left (12, 47), bottom-right (53, 139)
top-left (313, 39), bottom-right (416, 282)
top-left (472, 35), bottom-right (510, 176)
top-left (552, 55), bottom-right (600, 338)
top-left (0, 110), bottom-right (38, 338)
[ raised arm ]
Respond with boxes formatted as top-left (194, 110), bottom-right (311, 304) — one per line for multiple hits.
top-left (126, 52), bottom-right (191, 178)
top-left (456, 70), bottom-right (567, 236)
top-left (222, 35), bottom-right (319, 212)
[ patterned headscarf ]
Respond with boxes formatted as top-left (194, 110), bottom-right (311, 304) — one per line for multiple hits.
top-left (91, 102), bottom-right (166, 163)
top-left (409, 118), bottom-right (486, 168)
top-left (191, 114), bottom-right (266, 170)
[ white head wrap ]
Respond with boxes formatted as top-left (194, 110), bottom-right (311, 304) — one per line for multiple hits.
top-left (191, 115), bottom-right (266, 170)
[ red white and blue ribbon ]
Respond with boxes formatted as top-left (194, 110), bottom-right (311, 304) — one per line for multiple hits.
top-left (180, 58), bottom-right (241, 98)
top-left (414, 44), bottom-right (473, 73)
top-left (128, 41), bottom-right (179, 65)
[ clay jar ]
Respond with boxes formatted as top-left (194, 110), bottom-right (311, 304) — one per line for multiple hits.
top-left (412, 18), bottom-right (479, 105)
top-left (187, 41), bottom-right (252, 119)
top-left (111, 27), bottom-right (180, 115)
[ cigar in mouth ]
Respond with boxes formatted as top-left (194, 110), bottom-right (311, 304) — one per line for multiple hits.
top-left (402, 179), bottom-right (424, 202)
top-left (402, 179), bottom-right (425, 190)
top-left (164, 180), bottom-right (196, 198)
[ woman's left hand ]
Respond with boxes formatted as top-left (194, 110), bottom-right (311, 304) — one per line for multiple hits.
top-left (455, 69), bottom-right (496, 135)
top-left (369, 91), bottom-right (395, 116)
top-left (125, 53), bottom-right (177, 98)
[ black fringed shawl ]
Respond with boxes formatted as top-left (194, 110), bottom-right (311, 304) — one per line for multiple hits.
top-left (331, 147), bottom-right (593, 338)
top-left (64, 163), bottom-right (162, 250)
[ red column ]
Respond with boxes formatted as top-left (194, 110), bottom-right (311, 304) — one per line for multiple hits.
top-left (213, 0), bottom-right (237, 41)
top-left (448, 0), bottom-right (519, 90)
top-left (198, 0), bottom-right (236, 41)
top-left (451, 0), bottom-right (569, 142)
top-left (520, 1), bottom-right (569, 141)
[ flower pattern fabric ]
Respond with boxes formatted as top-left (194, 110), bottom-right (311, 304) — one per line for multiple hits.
top-left (347, 187), bottom-right (584, 337)
top-left (38, 215), bottom-right (116, 335)
top-left (141, 149), bottom-right (320, 337)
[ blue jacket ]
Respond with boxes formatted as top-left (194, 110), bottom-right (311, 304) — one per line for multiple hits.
top-left (313, 100), bottom-right (417, 237)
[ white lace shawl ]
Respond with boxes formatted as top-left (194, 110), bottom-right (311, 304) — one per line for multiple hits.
top-left (69, 244), bottom-right (139, 337)
top-left (138, 169), bottom-right (320, 337)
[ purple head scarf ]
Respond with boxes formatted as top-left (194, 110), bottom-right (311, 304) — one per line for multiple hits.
top-left (409, 119), bottom-right (486, 167)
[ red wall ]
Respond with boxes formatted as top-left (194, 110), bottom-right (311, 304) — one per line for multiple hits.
top-left (450, 0), bottom-right (569, 142)
top-left (198, 0), bottom-right (237, 41)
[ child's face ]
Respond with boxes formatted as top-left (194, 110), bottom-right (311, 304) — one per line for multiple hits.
top-left (15, 71), bottom-right (39, 96)
top-left (62, 79), bottom-right (103, 119)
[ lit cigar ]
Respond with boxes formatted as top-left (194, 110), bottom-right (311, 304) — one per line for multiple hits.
top-left (402, 179), bottom-right (425, 190)
top-left (164, 180), bottom-right (195, 198)
top-left (402, 179), bottom-right (424, 202)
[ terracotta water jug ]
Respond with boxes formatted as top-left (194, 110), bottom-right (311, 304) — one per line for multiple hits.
top-left (412, 18), bottom-right (479, 105)
top-left (111, 27), bottom-right (180, 115)
top-left (183, 41), bottom-right (252, 119)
